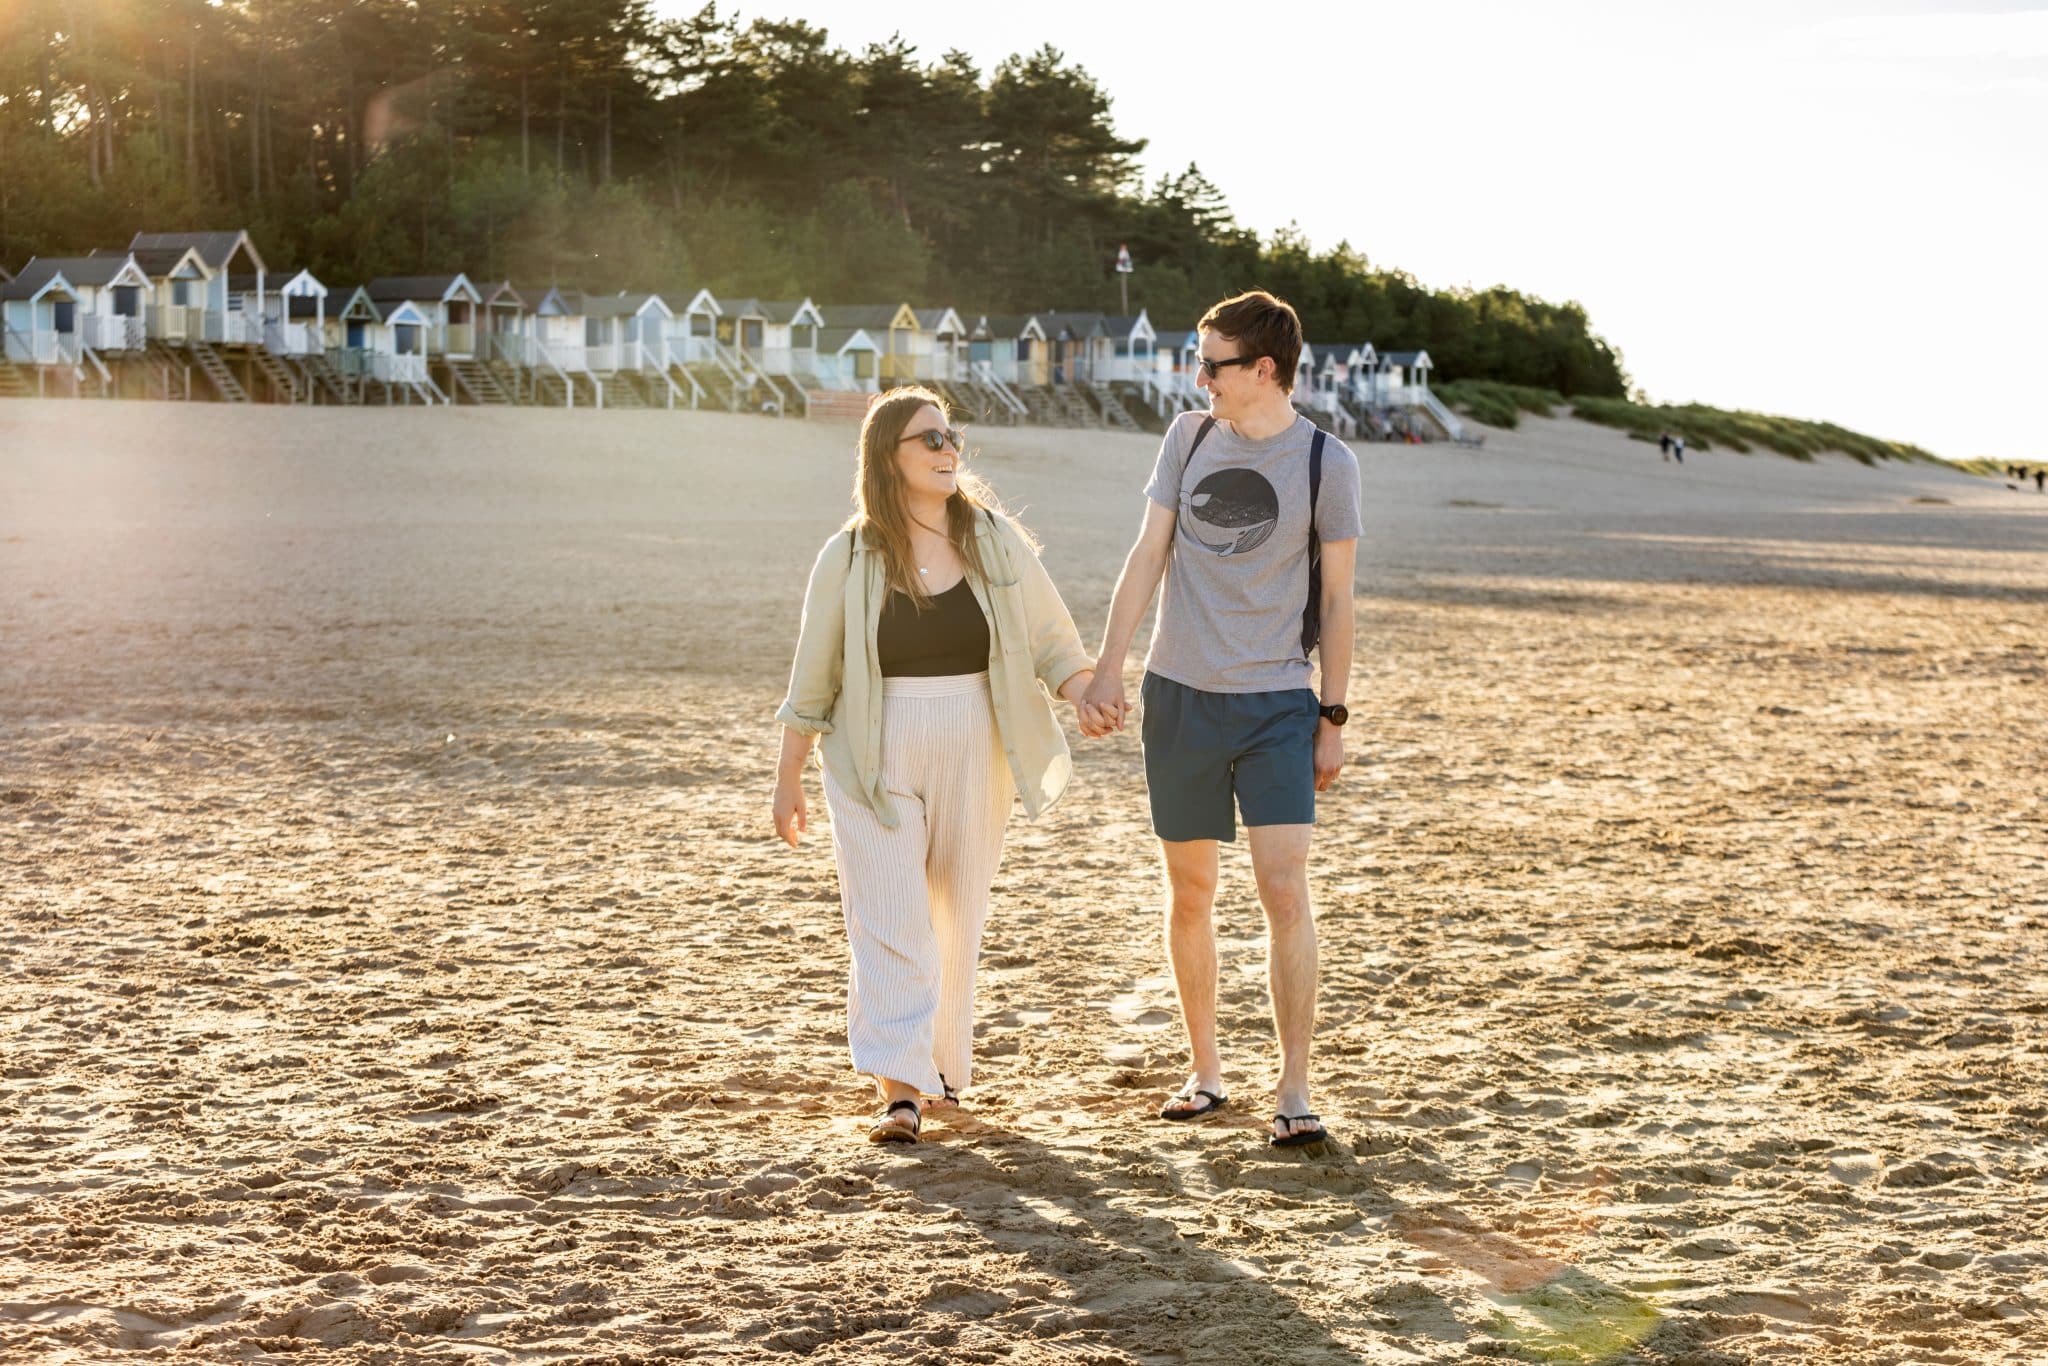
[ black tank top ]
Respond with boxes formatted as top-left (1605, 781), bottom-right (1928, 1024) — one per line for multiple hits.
top-left (878, 576), bottom-right (990, 677)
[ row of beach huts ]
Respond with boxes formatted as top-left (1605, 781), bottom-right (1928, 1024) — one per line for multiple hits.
top-left (0, 228), bottom-right (1468, 441)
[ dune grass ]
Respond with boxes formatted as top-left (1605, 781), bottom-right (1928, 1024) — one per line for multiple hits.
top-left (1437, 383), bottom-right (1942, 466)
top-left (1430, 380), bottom-right (1566, 429)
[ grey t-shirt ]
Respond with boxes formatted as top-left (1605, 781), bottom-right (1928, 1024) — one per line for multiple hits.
top-left (1142, 411), bottom-right (1362, 694)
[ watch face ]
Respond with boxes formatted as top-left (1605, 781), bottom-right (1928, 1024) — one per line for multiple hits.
top-left (1321, 704), bottom-right (1348, 726)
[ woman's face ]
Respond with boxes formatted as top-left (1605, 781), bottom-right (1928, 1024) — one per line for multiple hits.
top-left (891, 404), bottom-right (961, 507)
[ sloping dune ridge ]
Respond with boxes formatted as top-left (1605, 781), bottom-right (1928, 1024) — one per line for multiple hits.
top-left (2, 400), bottom-right (2045, 1364)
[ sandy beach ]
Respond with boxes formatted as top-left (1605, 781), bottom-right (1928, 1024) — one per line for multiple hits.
top-left (2, 399), bottom-right (2045, 1364)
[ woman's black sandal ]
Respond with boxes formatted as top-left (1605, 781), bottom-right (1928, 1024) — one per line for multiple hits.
top-left (869, 1099), bottom-right (922, 1144)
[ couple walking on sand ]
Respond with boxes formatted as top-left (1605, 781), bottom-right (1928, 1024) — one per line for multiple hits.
top-left (771, 291), bottom-right (1363, 1149)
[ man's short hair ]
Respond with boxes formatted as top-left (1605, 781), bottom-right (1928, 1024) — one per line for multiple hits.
top-left (1199, 290), bottom-right (1302, 394)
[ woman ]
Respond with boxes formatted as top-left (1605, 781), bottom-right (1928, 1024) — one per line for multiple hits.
top-left (772, 387), bottom-right (1100, 1144)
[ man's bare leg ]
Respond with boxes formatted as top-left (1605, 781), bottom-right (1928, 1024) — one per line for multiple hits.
top-left (1247, 823), bottom-right (1320, 1141)
top-left (1159, 838), bottom-right (1225, 1114)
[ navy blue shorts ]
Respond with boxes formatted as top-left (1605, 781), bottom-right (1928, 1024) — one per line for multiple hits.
top-left (1141, 672), bottom-right (1318, 842)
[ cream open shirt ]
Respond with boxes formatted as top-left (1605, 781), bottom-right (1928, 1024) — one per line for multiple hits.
top-left (775, 513), bottom-right (1094, 829)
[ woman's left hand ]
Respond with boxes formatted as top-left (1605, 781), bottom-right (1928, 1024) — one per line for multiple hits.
top-left (773, 775), bottom-right (808, 848)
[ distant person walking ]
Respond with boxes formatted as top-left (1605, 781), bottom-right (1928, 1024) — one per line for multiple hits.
top-left (2036, 468), bottom-right (2045, 493)
top-left (1672, 435), bottom-right (1686, 465)
top-left (1659, 431), bottom-right (1673, 462)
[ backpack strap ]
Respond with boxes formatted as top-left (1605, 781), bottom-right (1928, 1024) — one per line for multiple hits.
top-left (1301, 428), bottom-right (1327, 657)
top-left (1176, 415), bottom-right (1219, 495)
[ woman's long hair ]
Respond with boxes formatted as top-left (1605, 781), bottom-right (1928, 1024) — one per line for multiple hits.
top-left (849, 386), bottom-right (1030, 604)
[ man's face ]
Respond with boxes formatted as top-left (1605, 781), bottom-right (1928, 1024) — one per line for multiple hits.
top-left (1195, 331), bottom-right (1263, 417)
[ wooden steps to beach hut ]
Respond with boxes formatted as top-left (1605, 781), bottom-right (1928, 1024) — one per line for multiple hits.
top-left (298, 352), bottom-right (354, 405)
top-left (443, 357), bottom-right (512, 406)
top-left (603, 374), bottom-right (647, 409)
top-left (1101, 383), bottom-right (1158, 434)
top-left (0, 357), bottom-right (34, 398)
top-left (1016, 386), bottom-right (1061, 426)
top-left (486, 358), bottom-right (527, 405)
top-left (186, 340), bottom-right (249, 403)
top-left (1048, 383), bottom-right (1100, 429)
top-left (250, 346), bottom-right (301, 403)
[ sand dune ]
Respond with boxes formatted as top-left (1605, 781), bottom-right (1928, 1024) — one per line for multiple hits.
top-left (2, 399), bottom-right (2044, 1363)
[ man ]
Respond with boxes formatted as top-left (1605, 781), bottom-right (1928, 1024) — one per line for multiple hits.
top-left (1081, 290), bottom-right (1361, 1148)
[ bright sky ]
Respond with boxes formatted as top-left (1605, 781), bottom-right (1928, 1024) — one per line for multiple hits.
top-left (669, 0), bottom-right (2047, 462)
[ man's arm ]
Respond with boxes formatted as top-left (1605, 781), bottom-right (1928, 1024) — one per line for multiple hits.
top-left (1313, 536), bottom-right (1357, 791)
top-left (1080, 499), bottom-right (1177, 729)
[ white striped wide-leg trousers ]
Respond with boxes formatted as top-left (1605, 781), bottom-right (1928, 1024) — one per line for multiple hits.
top-left (822, 672), bottom-right (1012, 1097)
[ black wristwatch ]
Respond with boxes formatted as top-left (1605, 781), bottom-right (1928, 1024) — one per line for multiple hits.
top-left (1319, 703), bottom-right (1349, 727)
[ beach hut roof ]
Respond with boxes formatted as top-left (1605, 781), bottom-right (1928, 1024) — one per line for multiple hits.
top-left (0, 263), bottom-right (11, 285)
top-left (1381, 349), bottom-right (1431, 367)
top-left (128, 230), bottom-right (264, 275)
top-left (508, 283), bottom-right (570, 315)
top-left (1038, 311), bottom-right (1107, 339)
top-left (367, 274), bottom-right (479, 305)
top-left (712, 295), bottom-right (770, 319)
top-left (9, 255), bottom-right (150, 291)
top-left (913, 307), bottom-right (966, 336)
top-left (825, 304), bottom-right (916, 331)
top-left (275, 268), bottom-right (326, 297)
top-left (758, 299), bottom-right (824, 327)
top-left (819, 326), bottom-right (878, 353)
top-left (1103, 312), bottom-right (1155, 342)
top-left (97, 244), bottom-right (209, 280)
top-left (582, 291), bottom-right (673, 319)
top-left (478, 281), bottom-right (524, 309)
top-left (330, 285), bottom-right (384, 321)
top-left (975, 314), bottom-right (1046, 340)
top-left (0, 261), bottom-right (77, 302)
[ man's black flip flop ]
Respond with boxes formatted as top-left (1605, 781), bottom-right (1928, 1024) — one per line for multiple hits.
top-left (1159, 1087), bottom-right (1228, 1121)
top-left (1270, 1112), bottom-right (1328, 1148)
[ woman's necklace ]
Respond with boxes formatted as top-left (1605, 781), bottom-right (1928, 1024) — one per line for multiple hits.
top-left (909, 513), bottom-right (948, 578)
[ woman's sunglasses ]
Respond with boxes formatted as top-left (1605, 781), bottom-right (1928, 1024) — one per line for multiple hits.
top-left (898, 426), bottom-right (965, 452)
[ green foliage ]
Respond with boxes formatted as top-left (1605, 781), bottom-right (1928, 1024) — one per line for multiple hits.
top-left (0, 0), bottom-right (1628, 401)
top-left (1434, 380), bottom-right (1565, 429)
top-left (1567, 397), bottom-right (1941, 466)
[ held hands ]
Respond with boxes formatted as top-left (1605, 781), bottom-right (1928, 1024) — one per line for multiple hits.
top-left (1073, 667), bottom-right (1130, 739)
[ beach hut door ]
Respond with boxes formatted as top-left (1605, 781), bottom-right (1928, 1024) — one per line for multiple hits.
top-left (347, 320), bottom-right (366, 348)
top-left (53, 300), bottom-right (76, 335)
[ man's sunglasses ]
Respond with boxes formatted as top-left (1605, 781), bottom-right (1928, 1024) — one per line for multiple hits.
top-left (1195, 356), bottom-right (1257, 380)
top-left (898, 426), bottom-right (965, 452)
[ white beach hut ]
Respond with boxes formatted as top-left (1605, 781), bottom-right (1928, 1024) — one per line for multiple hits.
top-left (824, 305), bottom-right (919, 387)
top-left (910, 307), bottom-right (967, 385)
top-left (582, 292), bottom-right (686, 407)
top-left (759, 299), bottom-right (826, 385)
top-left (127, 230), bottom-right (266, 347)
top-left (7, 254), bottom-right (152, 360)
top-left (97, 243), bottom-right (210, 345)
top-left (325, 285), bottom-right (439, 404)
top-left (2, 264), bottom-right (80, 381)
top-left (813, 327), bottom-right (880, 393)
top-left (517, 285), bottom-right (599, 405)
